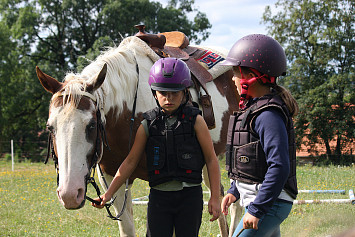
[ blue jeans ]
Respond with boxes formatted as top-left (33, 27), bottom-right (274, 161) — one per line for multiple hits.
top-left (232, 200), bottom-right (292, 237)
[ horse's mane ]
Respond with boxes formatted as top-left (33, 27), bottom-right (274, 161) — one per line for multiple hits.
top-left (53, 36), bottom-right (230, 123)
top-left (56, 37), bottom-right (160, 121)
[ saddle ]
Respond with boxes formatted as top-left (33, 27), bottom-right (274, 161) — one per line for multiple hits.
top-left (135, 24), bottom-right (216, 129)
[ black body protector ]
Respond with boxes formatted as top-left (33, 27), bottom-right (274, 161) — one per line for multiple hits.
top-left (226, 94), bottom-right (298, 199)
top-left (143, 105), bottom-right (205, 187)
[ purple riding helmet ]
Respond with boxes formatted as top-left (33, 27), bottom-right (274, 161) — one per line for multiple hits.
top-left (149, 58), bottom-right (192, 92)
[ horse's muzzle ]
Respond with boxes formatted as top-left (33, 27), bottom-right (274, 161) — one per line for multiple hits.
top-left (57, 187), bottom-right (86, 209)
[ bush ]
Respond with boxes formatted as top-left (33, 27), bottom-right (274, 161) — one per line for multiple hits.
top-left (315, 154), bottom-right (355, 166)
top-left (3, 153), bottom-right (20, 162)
top-left (4, 153), bottom-right (12, 161)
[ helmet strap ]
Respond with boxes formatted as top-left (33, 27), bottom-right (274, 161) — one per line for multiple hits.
top-left (249, 68), bottom-right (276, 84)
top-left (238, 68), bottom-right (275, 109)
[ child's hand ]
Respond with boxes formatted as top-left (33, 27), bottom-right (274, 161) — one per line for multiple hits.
top-left (243, 212), bottom-right (259, 229)
top-left (208, 197), bottom-right (221, 222)
top-left (91, 193), bottom-right (112, 209)
top-left (221, 193), bottom-right (237, 215)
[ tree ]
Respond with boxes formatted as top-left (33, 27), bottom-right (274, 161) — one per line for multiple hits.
top-left (262, 0), bottom-right (354, 158)
top-left (0, 0), bottom-right (211, 161)
top-left (1, 0), bottom-right (211, 74)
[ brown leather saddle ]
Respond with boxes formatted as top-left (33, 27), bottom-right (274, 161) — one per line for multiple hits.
top-left (135, 24), bottom-right (216, 129)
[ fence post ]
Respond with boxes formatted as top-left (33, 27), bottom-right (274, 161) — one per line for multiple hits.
top-left (11, 140), bottom-right (14, 171)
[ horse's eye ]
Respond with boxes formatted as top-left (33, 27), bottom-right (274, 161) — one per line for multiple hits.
top-left (88, 121), bottom-right (96, 130)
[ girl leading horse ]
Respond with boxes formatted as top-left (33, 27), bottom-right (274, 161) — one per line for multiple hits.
top-left (37, 35), bottom-right (241, 237)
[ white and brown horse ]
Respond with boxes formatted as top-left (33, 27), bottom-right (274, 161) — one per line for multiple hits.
top-left (36, 36), bottom-right (242, 237)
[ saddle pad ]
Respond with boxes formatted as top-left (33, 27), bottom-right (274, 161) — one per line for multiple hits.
top-left (193, 46), bottom-right (232, 80)
top-left (196, 50), bottom-right (225, 70)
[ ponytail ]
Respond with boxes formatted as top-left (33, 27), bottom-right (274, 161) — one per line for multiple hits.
top-left (273, 85), bottom-right (299, 117)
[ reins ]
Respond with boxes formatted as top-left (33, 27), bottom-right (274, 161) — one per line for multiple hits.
top-left (45, 59), bottom-right (140, 221)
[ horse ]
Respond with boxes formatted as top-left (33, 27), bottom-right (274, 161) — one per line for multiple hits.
top-left (36, 36), bottom-right (242, 237)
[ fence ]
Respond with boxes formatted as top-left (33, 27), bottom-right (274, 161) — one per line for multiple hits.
top-left (131, 190), bottom-right (355, 206)
top-left (0, 140), bottom-right (47, 168)
top-left (293, 189), bottom-right (355, 205)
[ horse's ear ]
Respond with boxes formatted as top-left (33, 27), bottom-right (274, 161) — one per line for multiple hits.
top-left (36, 66), bottom-right (63, 94)
top-left (86, 63), bottom-right (107, 93)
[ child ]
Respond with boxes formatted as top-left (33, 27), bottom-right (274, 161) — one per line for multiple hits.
top-left (92, 58), bottom-right (221, 237)
top-left (220, 34), bottom-right (299, 237)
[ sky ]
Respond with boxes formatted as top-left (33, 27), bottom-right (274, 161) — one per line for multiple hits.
top-left (159, 0), bottom-right (279, 50)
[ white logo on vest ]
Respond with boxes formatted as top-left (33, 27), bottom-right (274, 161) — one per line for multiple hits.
top-left (182, 153), bottom-right (192, 160)
top-left (238, 156), bottom-right (250, 163)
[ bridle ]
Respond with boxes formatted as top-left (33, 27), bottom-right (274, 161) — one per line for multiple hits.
top-left (45, 61), bottom-right (140, 221)
top-left (44, 90), bottom-right (123, 220)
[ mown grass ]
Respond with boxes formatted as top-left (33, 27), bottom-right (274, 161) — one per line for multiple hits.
top-left (0, 159), bottom-right (354, 236)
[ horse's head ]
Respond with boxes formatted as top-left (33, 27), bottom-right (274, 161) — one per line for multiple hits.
top-left (37, 64), bottom-right (107, 209)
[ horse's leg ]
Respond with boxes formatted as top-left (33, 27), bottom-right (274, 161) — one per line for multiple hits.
top-left (97, 167), bottom-right (135, 237)
top-left (223, 179), bottom-right (243, 237)
top-left (228, 202), bottom-right (243, 237)
top-left (113, 184), bottom-right (135, 237)
top-left (202, 166), bottom-right (229, 237)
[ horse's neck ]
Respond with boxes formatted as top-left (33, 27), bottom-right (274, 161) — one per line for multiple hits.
top-left (89, 53), bottom-right (139, 119)
top-left (84, 37), bottom-right (158, 130)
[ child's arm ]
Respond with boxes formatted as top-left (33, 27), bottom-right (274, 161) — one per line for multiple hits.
top-left (194, 115), bottom-right (221, 221)
top-left (92, 124), bottom-right (147, 208)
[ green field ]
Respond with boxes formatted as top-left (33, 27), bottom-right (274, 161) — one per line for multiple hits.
top-left (0, 160), bottom-right (354, 237)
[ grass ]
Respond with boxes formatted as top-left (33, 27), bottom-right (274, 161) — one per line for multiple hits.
top-left (0, 159), bottom-right (354, 236)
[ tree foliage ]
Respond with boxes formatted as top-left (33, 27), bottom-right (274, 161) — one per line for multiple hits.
top-left (263, 0), bottom-right (354, 157)
top-left (0, 0), bottom-right (211, 160)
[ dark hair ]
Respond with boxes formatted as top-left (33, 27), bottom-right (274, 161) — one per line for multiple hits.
top-left (273, 85), bottom-right (299, 117)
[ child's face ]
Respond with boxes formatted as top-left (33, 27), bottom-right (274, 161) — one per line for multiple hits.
top-left (232, 67), bottom-right (242, 95)
top-left (155, 90), bottom-right (185, 115)
top-left (232, 66), bottom-right (266, 99)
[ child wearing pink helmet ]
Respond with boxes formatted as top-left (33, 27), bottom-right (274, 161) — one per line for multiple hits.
top-left (220, 34), bottom-right (299, 237)
top-left (93, 58), bottom-right (221, 236)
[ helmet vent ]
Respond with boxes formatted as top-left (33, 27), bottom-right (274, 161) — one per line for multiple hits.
top-left (162, 62), bottom-right (176, 78)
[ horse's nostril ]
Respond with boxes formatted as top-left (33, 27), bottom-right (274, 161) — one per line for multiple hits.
top-left (77, 188), bottom-right (85, 201)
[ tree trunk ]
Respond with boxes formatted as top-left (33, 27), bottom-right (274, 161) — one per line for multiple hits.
top-left (335, 134), bottom-right (342, 156)
top-left (324, 139), bottom-right (332, 155)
